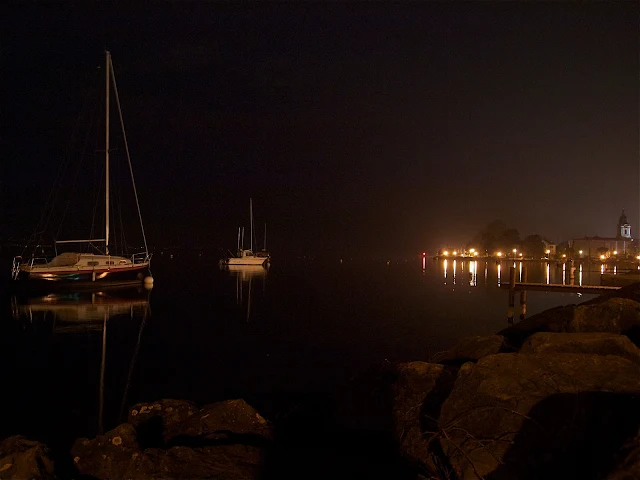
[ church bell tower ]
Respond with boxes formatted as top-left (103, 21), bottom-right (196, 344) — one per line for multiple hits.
top-left (617, 209), bottom-right (631, 239)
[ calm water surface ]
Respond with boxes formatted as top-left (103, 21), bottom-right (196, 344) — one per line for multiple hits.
top-left (0, 255), bottom-right (601, 452)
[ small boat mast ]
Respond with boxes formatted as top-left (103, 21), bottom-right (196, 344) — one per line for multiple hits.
top-left (105, 50), bottom-right (111, 255)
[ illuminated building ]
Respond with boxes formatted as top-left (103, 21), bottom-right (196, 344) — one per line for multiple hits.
top-left (570, 209), bottom-right (635, 258)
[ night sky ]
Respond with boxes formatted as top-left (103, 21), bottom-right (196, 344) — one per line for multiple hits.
top-left (2, 3), bottom-right (638, 257)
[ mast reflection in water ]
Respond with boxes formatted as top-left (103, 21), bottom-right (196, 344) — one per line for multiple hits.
top-left (224, 264), bottom-right (268, 322)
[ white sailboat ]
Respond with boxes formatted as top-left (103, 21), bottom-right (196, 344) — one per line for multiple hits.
top-left (11, 51), bottom-right (152, 289)
top-left (223, 198), bottom-right (270, 266)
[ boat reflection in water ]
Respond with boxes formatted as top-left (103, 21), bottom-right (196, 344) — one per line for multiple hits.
top-left (12, 287), bottom-right (151, 329)
top-left (11, 286), bottom-right (152, 434)
top-left (224, 264), bottom-right (268, 321)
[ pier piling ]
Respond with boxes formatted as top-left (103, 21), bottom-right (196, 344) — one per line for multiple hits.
top-left (508, 266), bottom-right (516, 324)
top-left (519, 265), bottom-right (527, 320)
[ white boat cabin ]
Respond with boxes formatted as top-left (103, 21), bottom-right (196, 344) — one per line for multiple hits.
top-left (35, 253), bottom-right (132, 269)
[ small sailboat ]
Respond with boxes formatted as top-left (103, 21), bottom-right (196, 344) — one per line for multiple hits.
top-left (11, 51), bottom-right (152, 289)
top-left (222, 198), bottom-right (270, 266)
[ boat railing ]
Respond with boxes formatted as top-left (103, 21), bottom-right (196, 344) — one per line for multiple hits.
top-left (11, 256), bottom-right (22, 280)
top-left (11, 255), bottom-right (48, 280)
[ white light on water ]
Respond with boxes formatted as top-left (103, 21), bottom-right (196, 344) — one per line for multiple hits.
top-left (497, 264), bottom-right (501, 286)
top-left (579, 264), bottom-right (583, 286)
top-left (470, 261), bottom-right (477, 287)
top-left (546, 263), bottom-right (550, 284)
top-left (519, 262), bottom-right (523, 281)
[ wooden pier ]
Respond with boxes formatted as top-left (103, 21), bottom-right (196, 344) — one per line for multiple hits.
top-left (501, 265), bottom-right (621, 323)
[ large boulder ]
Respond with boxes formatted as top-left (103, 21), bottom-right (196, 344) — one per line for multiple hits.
top-left (127, 398), bottom-right (272, 447)
top-left (438, 353), bottom-right (640, 479)
top-left (435, 335), bottom-right (508, 365)
top-left (128, 399), bottom-right (198, 446)
top-left (73, 402), bottom-right (268, 480)
top-left (72, 423), bottom-right (263, 480)
top-left (72, 423), bottom-right (141, 480)
top-left (567, 298), bottom-right (640, 340)
top-left (338, 361), bottom-right (457, 471)
top-left (0, 436), bottom-right (55, 480)
top-left (520, 332), bottom-right (640, 364)
top-left (499, 297), bottom-right (640, 348)
top-left (164, 399), bottom-right (273, 445)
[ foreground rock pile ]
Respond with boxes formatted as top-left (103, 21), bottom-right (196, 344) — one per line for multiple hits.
top-left (72, 398), bottom-right (272, 479)
top-left (336, 286), bottom-right (640, 479)
top-left (2, 285), bottom-right (640, 479)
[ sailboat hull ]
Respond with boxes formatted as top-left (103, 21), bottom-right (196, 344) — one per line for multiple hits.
top-left (225, 257), bottom-right (268, 266)
top-left (13, 263), bottom-right (151, 291)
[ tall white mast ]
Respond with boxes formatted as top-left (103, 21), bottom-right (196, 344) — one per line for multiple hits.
top-left (105, 51), bottom-right (110, 255)
top-left (250, 198), bottom-right (253, 252)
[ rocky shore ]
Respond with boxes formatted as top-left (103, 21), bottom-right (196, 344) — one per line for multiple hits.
top-left (2, 284), bottom-right (640, 479)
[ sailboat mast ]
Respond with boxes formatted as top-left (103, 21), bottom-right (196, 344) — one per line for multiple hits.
top-left (264, 223), bottom-right (267, 251)
top-left (105, 51), bottom-right (110, 255)
top-left (250, 198), bottom-right (253, 252)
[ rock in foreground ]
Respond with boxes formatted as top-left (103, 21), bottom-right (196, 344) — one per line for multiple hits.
top-left (73, 399), bottom-right (271, 480)
top-left (520, 332), bottom-right (640, 364)
top-left (500, 296), bottom-right (640, 348)
top-left (438, 353), bottom-right (640, 479)
top-left (0, 435), bottom-right (55, 480)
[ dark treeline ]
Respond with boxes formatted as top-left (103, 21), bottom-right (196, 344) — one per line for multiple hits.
top-left (468, 220), bottom-right (547, 258)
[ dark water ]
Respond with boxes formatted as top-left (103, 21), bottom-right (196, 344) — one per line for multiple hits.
top-left (0, 255), bottom-right (601, 455)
